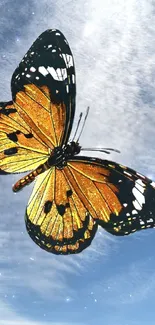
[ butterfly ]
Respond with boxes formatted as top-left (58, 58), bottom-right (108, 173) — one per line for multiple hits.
top-left (0, 29), bottom-right (155, 255)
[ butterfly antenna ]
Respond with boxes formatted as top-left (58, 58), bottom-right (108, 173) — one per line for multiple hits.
top-left (81, 147), bottom-right (120, 154)
top-left (76, 106), bottom-right (90, 142)
top-left (72, 112), bottom-right (83, 142)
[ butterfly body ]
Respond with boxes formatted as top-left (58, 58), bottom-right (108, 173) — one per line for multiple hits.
top-left (13, 141), bottom-right (81, 193)
top-left (1, 29), bottom-right (155, 255)
top-left (47, 141), bottom-right (81, 169)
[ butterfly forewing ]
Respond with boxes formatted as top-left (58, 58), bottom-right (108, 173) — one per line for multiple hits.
top-left (0, 29), bottom-right (76, 175)
top-left (0, 101), bottom-right (48, 173)
top-left (11, 29), bottom-right (76, 147)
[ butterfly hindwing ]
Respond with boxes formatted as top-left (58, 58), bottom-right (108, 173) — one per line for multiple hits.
top-left (25, 167), bottom-right (97, 254)
top-left (66, 157), bottom-right (155, 236)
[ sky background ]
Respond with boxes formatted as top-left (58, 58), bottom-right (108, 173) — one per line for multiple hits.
top-left (0, 0), bottom-right (155, 324)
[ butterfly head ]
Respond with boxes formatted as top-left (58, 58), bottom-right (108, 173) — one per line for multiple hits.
top-left (65, 141), bottom-right (81, 156)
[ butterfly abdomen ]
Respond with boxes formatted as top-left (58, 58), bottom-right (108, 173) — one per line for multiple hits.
top-left (13, 142), bottom-right (81, 192)
top-left (13, 163), bottom-right (49, 192)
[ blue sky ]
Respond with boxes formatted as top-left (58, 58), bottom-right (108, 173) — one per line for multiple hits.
top-left (1, 0), bottom-right (155, 324)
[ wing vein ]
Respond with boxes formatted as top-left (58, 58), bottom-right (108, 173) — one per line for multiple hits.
top-left (66, 165), bottom-right (97, 218)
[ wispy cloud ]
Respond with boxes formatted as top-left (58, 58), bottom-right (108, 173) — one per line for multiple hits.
top-left (0, 298), bottom-right (82, 325)
top-left (89, 257), bottom-right (155, 306)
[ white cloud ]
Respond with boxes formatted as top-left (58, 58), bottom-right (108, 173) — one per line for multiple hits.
top-left (0, 298), bottom-right (84, 325)
top-left (0, 302), bottom-right (80, 325)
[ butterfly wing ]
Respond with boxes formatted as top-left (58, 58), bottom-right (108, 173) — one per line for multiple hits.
top-left (11, 29), bottom-right (76, 146)
top-left (25, 167), bottom-right (97, 254)
top-left (66, 157), bottom-right (155, 236)
top-left (0, 29), bottom-right (75, 174)
top-left (25, 156), bottom-right (155, 254)
top-left (0, 100), bottom-right (49, 173)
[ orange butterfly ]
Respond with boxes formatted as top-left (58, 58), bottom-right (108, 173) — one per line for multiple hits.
top-left (0, 29), bottom-right (155, 255)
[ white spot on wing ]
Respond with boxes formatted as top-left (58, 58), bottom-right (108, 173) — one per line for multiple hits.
top-left (132, 210), bottom-right (138, 215)
top-left (47, 67), bottom-right (57, 80)
top-left (132, 186), bottom-right (145, 207)
top-left (133, 199), bottom-right (142, 211)
top-left (72, 74), bottom-right (75, 83)
top-left (135, 179), bottom-right (146, 193)
top-left (124, 171), bottom-right (132, 177)
top-left (38, 66), bottom-right (48, 76)
top-left (47, 66), bottom-right (67, 81)
top-left (30, 67), bottom-right (36, 72)
top-left (147, 218), bottom-right (154, 223)
top-left (151, 181), bottom-right (155, 188)
top-left (136, 172), bottom-right (145, 179)
top-left (136, 179), bottom-right (145, 186)
top-left (62, 53), bottom-right (73, 67)
top-left (56, 68), bottom-right (67, 80)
